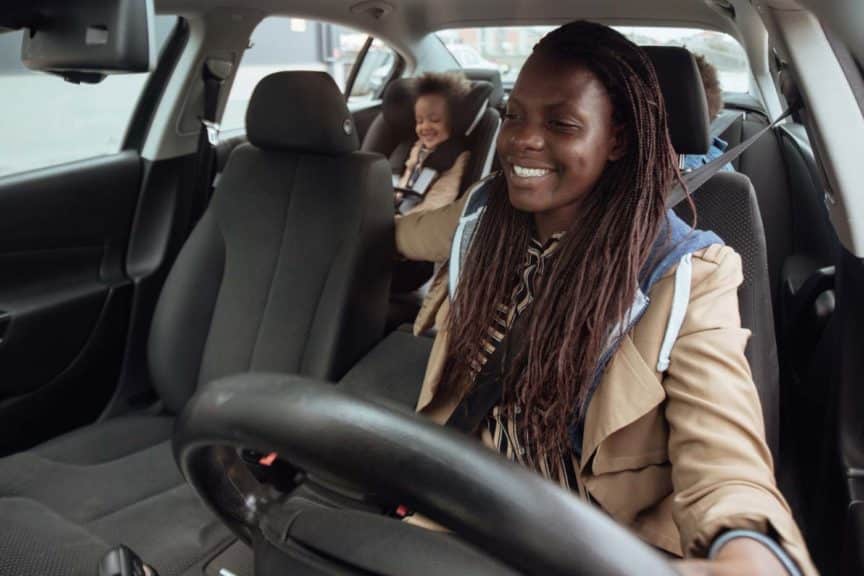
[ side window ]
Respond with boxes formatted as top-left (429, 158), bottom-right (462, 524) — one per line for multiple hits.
top-left (438, 26), bottom-right (750, 93)
top-left (221, 18), bottom-right (396, 131)
top-left (0, 16), bottom-right (178, 178)
top-left (348, 38), bottom-right (397, 103)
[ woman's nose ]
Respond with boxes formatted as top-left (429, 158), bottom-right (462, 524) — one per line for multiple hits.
top-left (507, 122), bottom-right (544, 151)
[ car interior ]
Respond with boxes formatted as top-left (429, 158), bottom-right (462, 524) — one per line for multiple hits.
top-left (0, 0), bottom-right (863, 575)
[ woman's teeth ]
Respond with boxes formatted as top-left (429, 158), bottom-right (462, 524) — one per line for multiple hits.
top-left (513, 165), bottom-right (552, 178)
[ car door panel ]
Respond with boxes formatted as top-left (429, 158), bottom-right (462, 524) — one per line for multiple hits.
top-left (0, 152), bottom-right (141, 454)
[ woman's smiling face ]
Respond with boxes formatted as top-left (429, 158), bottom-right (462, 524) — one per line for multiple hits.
top-left (498, 52), bottom-right (626, 235)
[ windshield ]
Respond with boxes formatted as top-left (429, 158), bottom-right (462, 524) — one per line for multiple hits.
top-left (437, 26), bottom-right (750, 93)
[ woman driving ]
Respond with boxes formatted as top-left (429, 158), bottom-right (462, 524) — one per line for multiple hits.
top-left (395, 21), bottom-right (816, 576)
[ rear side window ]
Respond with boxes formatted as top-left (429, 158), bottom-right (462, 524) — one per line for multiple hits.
top-left (349, 38), bottom-right (397, 103)
top-left (0, 16), bottom-right (178, 178)
top-left (221, 17), bottom-right (397, 132)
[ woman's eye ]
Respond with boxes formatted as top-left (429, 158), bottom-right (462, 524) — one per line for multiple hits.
top-left (503, 112), bottom-right (520, 120)
top-left (550, 120), bottom-right (581, 131)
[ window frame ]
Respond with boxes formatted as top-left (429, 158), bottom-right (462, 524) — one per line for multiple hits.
top-left (122, 17), bottom-right (188, 151)
top-left (344, 35), bottom-right (374, 99)
top-left (346, 36), bottom-right (400, 103)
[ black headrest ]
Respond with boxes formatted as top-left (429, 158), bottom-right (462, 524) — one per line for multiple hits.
top-left (246, 71), bottom-right (359, 154)
top-left (380, 78), bottom-right (493, 142)
top-left (462, 68), bottom-right (505, 108)
top-left (381, 79), bottom-right (417, 142)
top-left (643, 46), bottom-right (710, 155)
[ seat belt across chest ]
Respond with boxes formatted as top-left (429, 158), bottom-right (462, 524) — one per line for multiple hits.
top-left (668, 104), bottom-right (800, 207)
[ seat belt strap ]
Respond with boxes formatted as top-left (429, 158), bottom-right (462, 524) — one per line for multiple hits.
top-left (667, 104), bottom-right (799, 208)
top-left (190, 59), bottom-right (231, 227)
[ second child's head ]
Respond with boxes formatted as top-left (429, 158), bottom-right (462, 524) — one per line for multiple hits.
top-left (693, 54), bottom-right (723, 122)
top-left (414, 72), bottom-right (470, 150)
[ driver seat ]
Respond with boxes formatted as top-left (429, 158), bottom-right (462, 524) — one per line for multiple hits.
top-left (0, 71), bottom-right (394, 575)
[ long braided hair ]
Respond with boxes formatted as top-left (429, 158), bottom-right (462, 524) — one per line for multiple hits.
top-left (438, 21), bottom-right (679, 457)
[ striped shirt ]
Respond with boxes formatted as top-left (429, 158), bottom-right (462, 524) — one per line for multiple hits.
top-left (473, 233), bottom-right (581, 491)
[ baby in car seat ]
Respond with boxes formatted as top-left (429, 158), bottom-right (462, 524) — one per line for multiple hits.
top-left (396, 72), bottom-right (472, 215)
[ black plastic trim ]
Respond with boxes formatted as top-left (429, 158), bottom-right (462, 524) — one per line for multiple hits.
top-left (344, 35), bottom-right (373, 100)
top-left (122, 17), bottom-right (190, 151)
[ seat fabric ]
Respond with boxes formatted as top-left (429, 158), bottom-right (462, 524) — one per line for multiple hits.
top-left (338, 328), bottom-right (433, 411)
top-left (0, 71), bottom-right (394, 576)
top-left (0, 416), bottom-right (230, 576)
top-left (673, 173), bottom-right (780, 454)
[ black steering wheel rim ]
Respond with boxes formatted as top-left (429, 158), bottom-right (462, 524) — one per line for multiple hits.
top-left (173, 373), bottom-right (678, 576)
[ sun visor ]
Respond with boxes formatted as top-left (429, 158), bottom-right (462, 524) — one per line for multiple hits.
top-left (19, 0), bottom-right (156, 83)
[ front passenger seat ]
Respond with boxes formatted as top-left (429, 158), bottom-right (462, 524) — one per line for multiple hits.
top-left (645, 46), bottom-right (780, 458)
top-left (0, 71), bottom-right (394, 576)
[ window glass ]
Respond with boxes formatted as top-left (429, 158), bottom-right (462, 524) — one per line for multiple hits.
top-left (437, 26), bottom-right (750, 93)
top-left (0, 16), bottom-right (178, 178)
top-left (349, 38), bottom-right (397, 102)
top-left (221, 18), bottom-right (397, 131)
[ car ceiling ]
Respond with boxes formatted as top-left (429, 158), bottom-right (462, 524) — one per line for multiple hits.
top-left (156, 0), bottom-right (744, 43)
top-left (154, 0), bottom-right (768, 81)
top-left (154, 0), bottom-right (864, 71)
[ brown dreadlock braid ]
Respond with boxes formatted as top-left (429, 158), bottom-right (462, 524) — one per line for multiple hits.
top-left (438, 21), bottom-right (679, 458)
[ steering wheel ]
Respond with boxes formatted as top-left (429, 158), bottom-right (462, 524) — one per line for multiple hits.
top-left (173, 373), bottom-right (678, 576)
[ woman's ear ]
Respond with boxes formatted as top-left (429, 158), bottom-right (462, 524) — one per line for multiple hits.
top-left (608, 124), bottom-right (628, 162)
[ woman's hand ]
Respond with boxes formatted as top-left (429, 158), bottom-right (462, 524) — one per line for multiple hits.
top-left (674, 538), bottom-right (790, 576)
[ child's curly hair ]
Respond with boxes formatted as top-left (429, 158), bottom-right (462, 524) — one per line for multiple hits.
top-left (414, 72), bottom-right (471, 126)
top-left (693, 54), bottom-right (723, 122)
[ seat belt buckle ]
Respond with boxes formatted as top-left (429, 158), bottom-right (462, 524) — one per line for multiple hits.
top-left (201, 119), bottom-right (221, 146)
top-left (98, 545), bottom-right (156, 576)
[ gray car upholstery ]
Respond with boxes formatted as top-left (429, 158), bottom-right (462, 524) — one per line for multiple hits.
top-left (715, 100), bottom-right (793, 305)
top-left (672, 173), bottom-right (780, 455)
top-left (0, 71), bottom-right (394, 576)
top-left (462, 68), bottom-right (505, 110)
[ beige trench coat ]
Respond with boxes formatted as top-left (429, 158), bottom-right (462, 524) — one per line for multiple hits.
top-left (394, 194), bottom-right (817, 574)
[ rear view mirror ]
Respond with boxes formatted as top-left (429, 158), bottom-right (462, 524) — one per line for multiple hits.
top-left (20, 0), bottom-right (155, 82)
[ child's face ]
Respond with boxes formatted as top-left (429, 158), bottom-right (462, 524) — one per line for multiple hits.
top-left (414, 94), bottom-right (451, 150)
